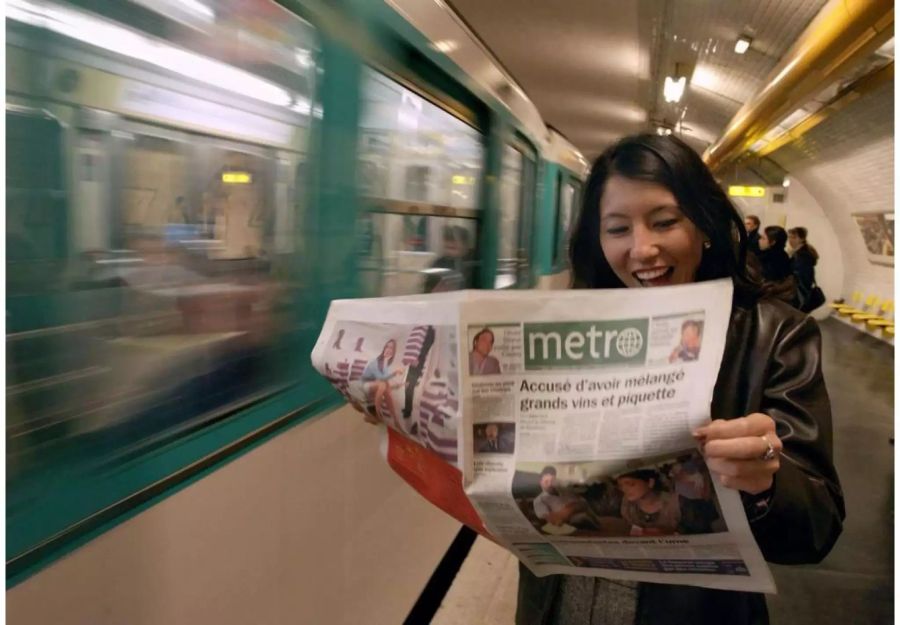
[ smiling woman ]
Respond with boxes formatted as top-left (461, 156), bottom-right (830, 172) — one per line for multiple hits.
top-left (515, 134), bottom-right (845, 625)
top-left (570, 134), bottom-right (757, 302)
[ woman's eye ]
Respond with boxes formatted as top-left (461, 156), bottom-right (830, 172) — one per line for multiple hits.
top-left (605, 226), bottom-right (629, 236)
top-left (654, 218), bottom-right (679, 229)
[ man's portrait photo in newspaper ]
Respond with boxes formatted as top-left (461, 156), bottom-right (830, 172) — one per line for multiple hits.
top-left (473, 422), bottom-right (516, 454)
top-left (469, 327), bottom-right (502, 375)
top-left (511, 451), bottom-right (726, 538)
top-left (669, 318), bottom-right (704, 363)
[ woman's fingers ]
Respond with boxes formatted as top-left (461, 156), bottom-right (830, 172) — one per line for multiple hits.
top-left (693, 412), bottom-right (775, 441)
top-left (703, 434), bottom-right (783, 460)
top-left (695, 413), bottom-right (782, 495)
top-left (705, 458), bottom-right (778, 494)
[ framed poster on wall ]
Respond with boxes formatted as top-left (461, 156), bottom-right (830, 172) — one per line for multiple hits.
top-left (852, 211), bottom-right (894, 266)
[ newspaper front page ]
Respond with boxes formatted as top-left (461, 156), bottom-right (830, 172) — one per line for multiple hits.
top-left (311, 280), bottom-right (776, 593)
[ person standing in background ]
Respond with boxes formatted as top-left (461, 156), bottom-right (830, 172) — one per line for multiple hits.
top-left (757, 226), bottom-right (797, 305)
top-left (744, 215), bottom-right (761, 256)
top-left (788, 227), bottom-right (821, 312)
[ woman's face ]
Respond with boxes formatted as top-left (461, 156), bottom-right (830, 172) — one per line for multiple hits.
top-left (617, 476), bottom-right (653, 501)
top-left (788, 231), bottom-right (801, 249)
top-left (758, 232), bottom-right (770, 250)
top-left (383, 341), bottom-right (395, 359)
top-left (599, 176), bottom-right (704, 288)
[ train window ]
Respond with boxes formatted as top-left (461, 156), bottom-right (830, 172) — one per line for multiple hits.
top-left (554, 176), bottom-right (577, 266)
top-left (358, 69), bottom-right (485, 295)
top-left (6, 0), bottom-right (319, 571)
top-left (496, 144), bottom-right (536, 288)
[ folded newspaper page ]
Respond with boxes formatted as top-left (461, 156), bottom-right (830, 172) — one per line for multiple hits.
top-left (311, 280), bottom-right (776, 593)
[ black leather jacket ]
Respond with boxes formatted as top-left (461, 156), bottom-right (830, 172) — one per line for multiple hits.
top-left (517, 297), bottom-right (845, 625)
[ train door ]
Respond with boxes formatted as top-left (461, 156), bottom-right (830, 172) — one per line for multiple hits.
top-left (496, 140), bottom-right (537, 288)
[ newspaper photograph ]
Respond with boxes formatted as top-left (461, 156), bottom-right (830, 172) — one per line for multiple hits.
top-left (311, 281), bottom-right (776, 593)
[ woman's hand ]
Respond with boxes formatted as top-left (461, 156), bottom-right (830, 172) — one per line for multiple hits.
top-left (693, 413), bottom-right (782, 495)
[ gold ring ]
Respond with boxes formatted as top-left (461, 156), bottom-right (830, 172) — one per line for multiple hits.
top-left (759, 435), bottom-right (777, 461)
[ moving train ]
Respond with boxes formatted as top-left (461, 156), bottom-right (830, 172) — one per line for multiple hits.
top-left (6, 0), bottom-right (586, 582)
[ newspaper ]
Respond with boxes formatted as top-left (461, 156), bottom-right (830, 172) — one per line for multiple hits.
top-left (311, 280), bottom-right (776, 593)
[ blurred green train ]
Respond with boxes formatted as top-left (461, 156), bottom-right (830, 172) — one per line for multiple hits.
top-left (5, 0), bottom-right (586, 580)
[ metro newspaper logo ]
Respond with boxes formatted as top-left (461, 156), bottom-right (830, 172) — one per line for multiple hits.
top-left (523, 319), bottom-right (649, 369)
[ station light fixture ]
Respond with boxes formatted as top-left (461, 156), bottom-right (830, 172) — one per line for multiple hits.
top-left (782, 177), bottom-right (791, 188)
top-left (663, 76), bottom-right (686, 103)
top-left (431, 39), bottom-right (458, 54)
top-left (735, 35), bottom-right (753, 55)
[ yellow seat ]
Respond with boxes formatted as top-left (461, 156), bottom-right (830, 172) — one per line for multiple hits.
top-left (867, 319), bottom-right (893, 328)
top-left (858, 300), bottom-right (894, 327)
top-left (833, 291), bottom-right (862, 312)
top-left (884, 326), bottom-right (894, 338)
top-left (840, 294), bottom-right (879, 317)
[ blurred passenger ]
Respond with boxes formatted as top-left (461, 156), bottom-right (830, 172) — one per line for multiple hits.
top-left (788, 227), bottom-right (823, 312)
top-left (424, 225), bottom-right (475, 292)
top-left (757, 225), bottom-right (797, 305)
top-left (744, 214), bottom-right (761, 255)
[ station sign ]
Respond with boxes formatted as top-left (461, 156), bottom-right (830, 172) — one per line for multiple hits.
top-left (728, 185), bottom-right (766, 198)
top-left (222, 171), bottom-right (253, 184)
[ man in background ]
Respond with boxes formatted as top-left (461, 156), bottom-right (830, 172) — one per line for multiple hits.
top-left (744, 215), bottom-right (761, 256)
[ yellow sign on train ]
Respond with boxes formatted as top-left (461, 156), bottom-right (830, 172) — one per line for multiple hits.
top-left (222, 171), bottom-right (252, 184)
top-left (728, 185), bottom-right (765, 198)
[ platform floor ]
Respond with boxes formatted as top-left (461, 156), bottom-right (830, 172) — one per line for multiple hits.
top-left (433, 318), bottom-right (895, 625)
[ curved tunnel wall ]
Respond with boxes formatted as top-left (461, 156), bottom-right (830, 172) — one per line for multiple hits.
top-left (770, 79), bottom-right (894, 303)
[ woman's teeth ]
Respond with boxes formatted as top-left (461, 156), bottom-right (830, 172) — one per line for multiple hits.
top-left (634, 268), bottom-right (670, 281)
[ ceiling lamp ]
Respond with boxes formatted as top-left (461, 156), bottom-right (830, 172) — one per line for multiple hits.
top-left (431, 39), bottom-right (458, 54)
top-left (663, 76), bottom-right (686, 103)
top-left (782, 177), bottom-right (791, 188)
top-left (735, 35), bottom-right (752, 55)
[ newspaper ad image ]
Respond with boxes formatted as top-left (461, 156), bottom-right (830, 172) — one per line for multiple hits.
top-left (317, 319), bottom-right (460, 465)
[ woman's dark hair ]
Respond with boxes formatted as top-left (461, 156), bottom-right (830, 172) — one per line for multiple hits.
top-left (472, 328), bottom-right (495, 350)
top-left (763, 225), bottom-right (788, 250)
top-left (788, 227), bottom-right (819, 261)
top-left (569, 134), bottom-right (760, 304)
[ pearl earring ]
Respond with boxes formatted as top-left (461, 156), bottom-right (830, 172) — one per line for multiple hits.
top-left (703, 240), bottom-right (712, 249)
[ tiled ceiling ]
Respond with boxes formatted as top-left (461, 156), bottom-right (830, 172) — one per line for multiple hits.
top-left (447, 0), bottom-right (829, 160)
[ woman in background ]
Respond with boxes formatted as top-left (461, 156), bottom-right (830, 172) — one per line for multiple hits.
top-left (788, 226), bottom-right (821, 312)
top-left (757, 225), bottom-right (796, 305)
